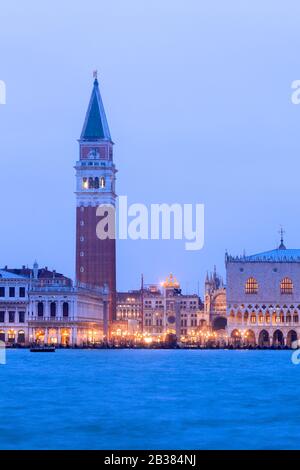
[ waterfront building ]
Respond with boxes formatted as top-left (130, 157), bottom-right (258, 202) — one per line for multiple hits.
top-left (0, 268), bottom-right (29, 345)
top-left (226, 235), bottom-right (300, 347)
top-left (75, 74), bottom-right (117, 322)
top-left (0, 78), bottom-right (119, 346)
top-left (115, 274), bottom-right (207, 342)
top-left (1, 263), bottom-right (108, 346)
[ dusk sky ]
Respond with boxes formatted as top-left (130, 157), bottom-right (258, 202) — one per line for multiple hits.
top-left (1, 0), bottom-right (300, 294)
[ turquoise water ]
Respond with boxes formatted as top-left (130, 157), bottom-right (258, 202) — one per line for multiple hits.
top-left (0, 349), bottom-right (299, 449)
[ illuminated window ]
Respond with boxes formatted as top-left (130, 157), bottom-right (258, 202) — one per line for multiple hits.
top-left (281, 278), bottom-right (293, 294)
top-left (245, 277), bottom-right (258, 294)
top-left (100, 176), bottom-right (106, 188)
top-left (82, 177), bottom-right (88, 189)
top-left (7, 330), bottom-right (15, 343)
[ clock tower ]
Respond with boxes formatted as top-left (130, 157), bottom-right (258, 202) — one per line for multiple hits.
top-left (75, 76), bottom-right (117, 322)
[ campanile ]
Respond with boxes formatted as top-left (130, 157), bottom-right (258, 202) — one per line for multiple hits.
top-left (75, 76), bottom-right (117, 321)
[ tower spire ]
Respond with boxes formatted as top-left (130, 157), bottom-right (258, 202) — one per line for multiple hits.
top-left (80, 75), bottom-right (112, 141)
top-left (76, 75), bottom-right (117, 324)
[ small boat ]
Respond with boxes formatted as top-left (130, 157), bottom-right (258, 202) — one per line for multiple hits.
top-left (30, 346), bottom-right (55, 353)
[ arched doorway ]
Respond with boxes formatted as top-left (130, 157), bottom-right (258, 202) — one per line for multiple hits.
top-left (213, 316), bottom-right (227, 331)
top-left (273, 329), bottom-right (284, 347)
top-left (61, 329), bottom-right (71, 346)
top-left (17, 330), bottom-right (25, 344)
top-left (231, 329), bottom-right (241, 347)
top-left (287, 330), bottom-right (297, 348)
top-left (258, 330), bottom-right (270, 347)
top-left (7, 330), bottom-right (16, 344)
top-left (48, 328), bottom-right (58, 345)
top-left (245, 330), bottom-right (256, 346)
top-left (35, 329), bottom-right (45, 344)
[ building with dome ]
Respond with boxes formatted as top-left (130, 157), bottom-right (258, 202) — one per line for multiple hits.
top-left (226, 234), bottom-right (300, 347)
top-left (115, 274), bottom-right (207, 341)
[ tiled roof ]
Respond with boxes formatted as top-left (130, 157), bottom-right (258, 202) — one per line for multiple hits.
top-left (0, 270), bottom-right (27, 280)
top-left (1, 267), bottom-right (72, 284)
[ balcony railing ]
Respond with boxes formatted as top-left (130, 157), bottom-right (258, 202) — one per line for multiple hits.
top-left (29, 316), bottom-right (75, 322)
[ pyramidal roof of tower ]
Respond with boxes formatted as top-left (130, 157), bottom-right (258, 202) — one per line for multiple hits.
top-left (80, 78), bottom-right (112, 141)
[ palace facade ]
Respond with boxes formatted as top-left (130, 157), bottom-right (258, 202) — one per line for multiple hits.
top-left (226, 237), bottom-right (300, 347)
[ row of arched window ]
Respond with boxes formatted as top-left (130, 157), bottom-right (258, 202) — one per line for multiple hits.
top-left (229, 311), bottom-right (299, 321)
top-left (37, 302), bottom-right (69, 317)
top-left (245, 277), bottom-right (294, 294)
top-left (0, 330), bottom-right (25, 343)
top-left (82, 177), bottom-right (105, 190)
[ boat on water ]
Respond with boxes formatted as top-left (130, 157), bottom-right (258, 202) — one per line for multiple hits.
top-left (30, 346), bottom-right (55, 353)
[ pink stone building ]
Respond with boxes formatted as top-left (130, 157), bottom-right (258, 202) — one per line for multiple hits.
top-left (226, 236), bottom-right (300, 347)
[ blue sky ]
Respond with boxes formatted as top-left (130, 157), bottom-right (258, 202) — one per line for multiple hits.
top-left (0, 0), bottom-right (300, 294)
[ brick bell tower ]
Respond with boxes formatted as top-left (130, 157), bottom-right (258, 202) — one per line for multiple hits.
top-left (75, 74), bottom-right (117, 322)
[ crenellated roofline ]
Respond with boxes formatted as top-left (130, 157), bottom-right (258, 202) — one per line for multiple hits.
top-left (225, 247), bottom-right (300, 264)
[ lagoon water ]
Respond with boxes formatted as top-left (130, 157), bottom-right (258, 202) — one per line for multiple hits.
top-left (0, 349), bottom-right (299, 449)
